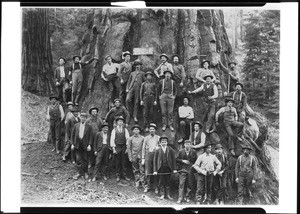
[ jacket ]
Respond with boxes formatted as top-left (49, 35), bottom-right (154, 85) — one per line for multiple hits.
top-left (126, 70), bottom-right (146, 91)
top-left (65, 115), bottom-right (80, 141)
top-left (54, 65), bottom-right (71, 84)
top-left (153, 146), bottom-right (177, 172)
top-left (176, 149), bottom-right (197, 172)
top-left (71, 123), bottom-right (94, 150)
top-left (93, 131), bottom-right (111, 152)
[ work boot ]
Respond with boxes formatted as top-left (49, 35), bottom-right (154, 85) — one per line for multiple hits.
top-left (177, 198), bottom-right (183, 204)
top-left (160, 195), bottom-right (166, 200)
top-left (155, 187), bottom-right (159, 195)
top-left (185, 196), bottom-right (191, 203)
top-left (73, 173), bottom-right (82, 180)
top-left (213, 199), bottom-right (219, 205)
top-left (219, 200), bottom-right (224, 205)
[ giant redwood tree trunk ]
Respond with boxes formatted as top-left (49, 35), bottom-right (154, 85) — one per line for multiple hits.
top-left (22, 8), bottom-right (55, 96)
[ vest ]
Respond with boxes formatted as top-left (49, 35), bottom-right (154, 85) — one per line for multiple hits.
top-left (233, 91), bottom-right (245, 109)
top-left (49, 104), bottom-right (61, 120)
top-left (162, 149), bottom-right (168, 167)
top-left (72, 63), bottom-right (82, 73)
top-left (203, 83), bottom-right (215, 97)
top-left (223, 107), bottom-right (236, 122)
top-left (115, 128), bottom-right (126, 146)
top-left (161, 79), bottom-right (174, 95)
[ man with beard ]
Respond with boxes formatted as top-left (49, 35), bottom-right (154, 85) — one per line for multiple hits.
top-left (154, 53), bottom-right (174, 79)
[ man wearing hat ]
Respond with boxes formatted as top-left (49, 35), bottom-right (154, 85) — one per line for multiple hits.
top-left (118, 51), bottom-right (133, 104)
top-left (172, 55), bottom-right (186, 108)
top-left (196, 60), bottom-right (217, 86)
top-left (110, 116), bottom-right (130, 181)
top-left (235, 145), bottom-right (258, 204)
top-left (126, 125), bottom-right (145, 187)
top-left (141, 123), bottom-right (160, 193)
top-left (193, 142), bottom-right (221, 204)
top-left (215, 97), bottom-right (245, 156)
top-left (189, 74), bottom-right (218, 133)
top-left (70, 55), bottom-right (98, 105)
top-left (101, 55), bottom-right (120, 104)
top-left (154, 53), bottom-right (174, 79)
top-left (218, 60), bottom-right (239, 93)
top-left (157, 69), bottom-right (177, 131)
top-left (125, 59), bottom-right (146, 122)
top-left (54, 57), bottom-right (71, 103)
top-left (189, 121), bottom-right (206, 157)
top-left (64, 102), bottom-right (74, 123)
top-left (62, 105), bottom-right (80, 163)
top-left (140, 69), bottom-right (157, 132)
top-left (178, 97), bottom-right (194, 143)
top-left (153, 135), bottom-right (177, 200)
top-left (104, 98), bottom-right (130, 130)
top-left (46, 94), bottom-right (65, 154)
top-left (213, 143), bottom-right (229, 205)
top-left (176, 140), bottom-right (198, 204)
top-left (228, 82), bottom-right (248, 120)
top-left (90, 122), bottom-right (111, 182)
top-left (71, 112), bottom-right (94, 180)
top-left (86, 106), bottom-right (103, 168)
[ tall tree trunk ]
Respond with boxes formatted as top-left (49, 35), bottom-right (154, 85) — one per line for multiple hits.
top-left (22, 8), bottom-right (54, 96)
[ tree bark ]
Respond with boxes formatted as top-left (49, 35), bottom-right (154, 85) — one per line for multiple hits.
top-left (22, 8), bottom-right (55, 96)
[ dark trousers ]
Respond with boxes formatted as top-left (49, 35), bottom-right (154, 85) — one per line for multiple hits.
top-left (115, 145), bottom-right (127, 178)
top-left (179, 119), bottom-right (192, 140)
top-left (119, 81), bottom-right (128, 105)
top-left (213, 173), bottom-right (227, 202)
top-left (178, 171), bottom-right (192, 200)
top-left (145, 151), bottom-right (158, 189)
top-left (196, 173), bottom-right (214, 202)
top-left (158, 166), bottom-right (171, 196)
top-left (72, 70), bottom-right (83, 104)
top-left (224, 121), bottom-right (244, 150)
top-left (108, 77), bottom-right (120, 103)
top-left (237, 172), bottom-right (253, 204)
top-left (50, 119), bottom-right (61, 151)
top-left (203, 102), bottom-right (216, 132)
top-left (159, 93), bottom-right (175, 126)
top-left (93, 145), bottom-right (110, 178)
top-left (132, 157), bottom-right (144, 184)
top-left (126, 86), bottom-right (140, 118)
top-left (63, 140), bottom-right (75, 162)
top-left (143, 95), bottom-right (155, 128)
top-left (56, 81), bottom-right (69, 103)
top-left (75, 147), bottom-right (88, 175)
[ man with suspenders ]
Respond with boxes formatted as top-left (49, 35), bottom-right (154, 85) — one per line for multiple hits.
top-left (228, 82), bottom-right (248, 121)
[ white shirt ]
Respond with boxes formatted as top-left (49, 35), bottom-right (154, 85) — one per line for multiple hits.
top-left (59, 66), bottom-right (65, 78)
top-left (162, 146), bottom-right (167, 153)
top-left (192, 83), bottom-right (218, 99)
top-left (110, 126), bottom-right (130, 147)
top-left (102, 63), bottom-right (120, 81)
top-left (79, 122), bottom-right (85, 139)
top-left (178, 105), bottom-right (194, 119)
top-left (102, 133), bottom-right (108, 144)
top-left (192, 131), bottom-right (206, 149)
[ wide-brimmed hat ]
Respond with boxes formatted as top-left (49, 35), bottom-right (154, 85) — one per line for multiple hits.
top-left (228, 61), bottom-right (237, 66)
top-left (144, 70), bottom-right (154, 77)
top-left (203, 74), bottom-right (214, 80)
top-left (163, 69), bottom-right (173, 77)
top-left (201, 59), bottom-right (211, 67)
top-left (73, 55), bottom-right (81, 61)
top-left (159, 135), bottom-right (169, 141)
top-left (149, 123), bottom-right (157, 129)
top-left (113, 98), bottom-right (122, 104)
top-left (171, 54), bottom-right (180, 61)
top-left (89, 106), bottom-right (99, 114)
top-left (101, 122), bottom-right (109, 129)
top-left (49, 93), bottom-right (58, 100)
top-left (182, 96), bottom-right (191, 103)
top-left (105, 55), bottom-right (112, 60)
top-left (242, 145), bottom-right (252, 150)
top-left (131, 124), bottom-right (141, 131)
top-left (235, 82), bottom-right (244, 89)
top-left (67, 102), bottom-right (74, 107)
top-left (115, 116), bottom-right (125, 122)
top-left (160, 53), bottom-right (169, 61)
top-left (203, 142), bottom-right (213, 148)
top-left (192, 121), bottom-right (203, 129)
top-left (225, 97), bottom-right (235, 104)
top-left (215, 143), bottom-right (223, 150)
top-left (133, 59), bottom-right (143, 66)
top-left (122, 51), bottom-right (131, 57)
top-left (58, 57), bottom-right (66, 63)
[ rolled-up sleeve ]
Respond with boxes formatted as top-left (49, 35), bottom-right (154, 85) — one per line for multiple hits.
top-left (110, 129), bottom-right (116, 148)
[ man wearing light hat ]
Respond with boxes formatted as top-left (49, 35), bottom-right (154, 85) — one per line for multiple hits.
top-left (140, 69), bottom-right (157, 132)
top-left (215, 97), bottom-right (245, 156)
top-left (118, 51), bottom-right (133, 104)
top-left (70, 55), bottom-right (98, 105)
top-left (218, 60), bottom-right (239, 93)
top-left (153, 135), bottom-right (177, 200)
top-left (54, 57), bottom-right (71, 103)
top-left (157, 69), bottom-right (177, 131)
top-left (101, 54), bottom-right (120, 104)
top-left (235, 145), bottom-right (258, 204)
top-left (125, 59), bottom-right (146, 122)
top-left (154, 53), bottom-right (174, 79)
top-left (196, 59), bottom-right (217, 86)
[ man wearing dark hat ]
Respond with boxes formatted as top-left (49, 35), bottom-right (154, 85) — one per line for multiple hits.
top-left (189, 121), bottom-right (206, 157)
top-left (140, 70), bottom-right (157, 132)
top-left (176, 140), bottom-right (198, 204)
top-left (235, 145), bottom-right (258, 205)
top-left (193, 142), bottom-right (221, 204)
top-left (154, 53), bottom-right (174, 79)
top-left (118, 51), bottom-right (133, 104)
top-left (70, 55), bottom-right (98, 105)
top-left (86, 106), bottom-right (103, 168)
top-left (101, 55), bottom-right (120, 104)
top-left (213, 143), bottom-right (228, 205)
top-left (90, 122), bottom-right (111, 182)
top-left (189, 74), bottom-right (218, 133)
top-left (141, 123), bottom-right (160, 193)
top-left (178, 97), bottom-right (194, 143)
top-left (153, 135), bottom-right (177, 200)
top-left (54, 57), bottom-right (71, 103)
top-left (64, 102), bottom-right (74, 122)
top-left (62, 106), bottom-right (80, 163)
top-left (126, 125), bottom-right (145, 187)
top-left (110, 116), bottom-right (130, 181)
top-left (104, 98), bottom-right (130, 130)
top-left (125, 59), bottom-right (146, 122)
top-left (46, 94), bottom-right (65, 154)
top-left (196, 60), bottom-right (216, 86)
top-left (71, 112), bottom-right (94, 180)
top-left (215, 97), bottom-right (245, 156)
top-left (218, 60), bottom-right (239, 93)
top-left (228, 82), bottom-right (248, 120)
top-left (157, 69), bottom-right (177, 131)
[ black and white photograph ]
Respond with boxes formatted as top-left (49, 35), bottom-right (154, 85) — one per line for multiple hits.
top-left (0, 2), bottom-right (298, 213)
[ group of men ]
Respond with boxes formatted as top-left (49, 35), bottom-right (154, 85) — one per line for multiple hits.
top-left (47, 52), bottom-right (258, 205)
